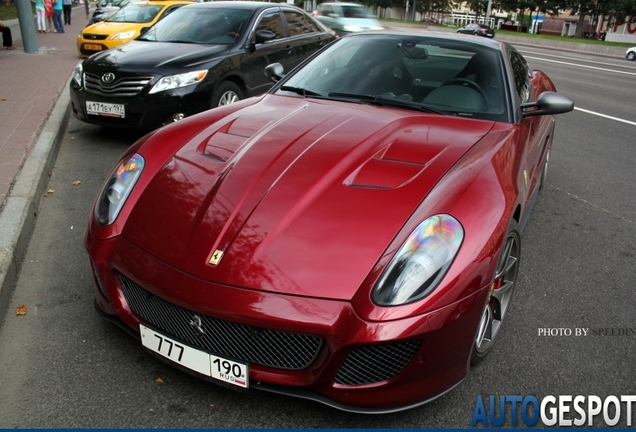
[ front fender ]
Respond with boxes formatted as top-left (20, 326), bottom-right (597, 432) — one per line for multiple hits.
top-left (352, 122), bottom-right (524, 322)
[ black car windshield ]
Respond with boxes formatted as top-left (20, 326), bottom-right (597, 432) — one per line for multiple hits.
top-left (106, 4), bottom-right (163, 23)
top-left (278, 34), bottom-right (509, 122)
top-left (138, 7), bottom-right (252, 44)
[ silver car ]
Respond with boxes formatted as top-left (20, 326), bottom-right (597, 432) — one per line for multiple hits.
top-left (312, 2), bottom-right (383, 35)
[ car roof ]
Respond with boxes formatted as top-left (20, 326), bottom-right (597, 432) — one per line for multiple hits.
top-left (319, 2), bottom-right (366, 6)
top-left (181, 0), bottom-right (303, 10)
top-left (349, 30), bottom-right (504, 51)
top-left (126, 0), bottom-right (195, 6)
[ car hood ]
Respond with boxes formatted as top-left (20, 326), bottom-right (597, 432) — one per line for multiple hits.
top-left (85, 40), bottom-right (230, 70)
top-left (83, 21), bottom-right (145, 35)
top-left (122, 95), bottom-right (495, 300)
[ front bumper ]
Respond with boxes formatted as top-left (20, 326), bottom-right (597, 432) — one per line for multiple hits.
top-left (86, 233), bottom-right (488, 413)
top-left (70, 79), bottom-right (211, 130)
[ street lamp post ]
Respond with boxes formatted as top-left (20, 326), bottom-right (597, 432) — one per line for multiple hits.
top-left (15, 0), bottom-right (39, 53)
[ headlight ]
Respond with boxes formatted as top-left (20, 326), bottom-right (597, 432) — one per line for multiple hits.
top-left (343, 25), bottom-right (362, 32)
top-left (148, 70), bottom-right (208, 94)
top-left (73, 63), bottom-right (83, 87)
top-left (95, 153), bottom-right (145, 226)
top-left (370, 26), bottom-right (384, 30)
top-left (372, 214), bottom-right (464, 306)
top-left (110, 30), bottom-right (136, 40)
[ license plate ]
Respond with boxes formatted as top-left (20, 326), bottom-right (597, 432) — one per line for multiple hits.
top-left (140, 324), bottom-right (249, 388)
top-left (83, 43), bottom-right (102, 51)
top-left (86, 101), bottom-right (125, 118)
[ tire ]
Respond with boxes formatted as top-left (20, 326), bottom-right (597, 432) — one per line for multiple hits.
top-left (471, 220), bottom-right (521, 365)
top-left (627, 51), bottom-right (636, 61)
top-left (211, 81), bottom-right (242, 108)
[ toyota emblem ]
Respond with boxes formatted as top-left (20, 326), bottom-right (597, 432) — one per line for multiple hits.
top-left (101, 72), bottom-right (116, 84)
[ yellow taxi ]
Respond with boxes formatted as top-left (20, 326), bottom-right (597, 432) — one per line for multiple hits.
top-left (77, 0), bottom-right (194, 57)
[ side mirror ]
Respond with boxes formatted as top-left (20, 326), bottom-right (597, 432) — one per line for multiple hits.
top-left (264, 63), bottom-right (285, 83)
top-left (255, 29), bottom-right (277, 44)
top-left (521, 91), bottom-right (574, 117)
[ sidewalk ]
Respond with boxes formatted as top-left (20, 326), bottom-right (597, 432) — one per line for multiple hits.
top-left (0, 6), bottom-right (87, 322)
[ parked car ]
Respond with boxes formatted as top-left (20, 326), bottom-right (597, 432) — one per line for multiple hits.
top-left (77, 0), bottom-right (193, 57)
top-left (84, 32), bottom-right (573, 412)
top-left (312, 2), bottom-right (383, 35)
top-left (626, 46), bottom-right (636, 60)
top-left (87, 0), bottom-right (142, 26)
top-left (70, 1), bottom-right (335, 130)
top-left (457, 22), bottom-right (495, 38)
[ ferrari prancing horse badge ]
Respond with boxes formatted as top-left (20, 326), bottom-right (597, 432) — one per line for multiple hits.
top-left (209, 250), bottom-right (224, 265)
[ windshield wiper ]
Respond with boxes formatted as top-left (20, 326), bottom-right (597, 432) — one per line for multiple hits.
top-left (327, 92), bottom-right (446, 115)
top-left (279, 86), bottom-right (325, 98)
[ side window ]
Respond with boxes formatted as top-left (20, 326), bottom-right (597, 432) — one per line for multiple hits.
top-left (256, 10), bottom-right (286, 39)
top-left (284, 11), bottom-right (320, 36)
top-left (322, 5), bottom-right (333, 16)
top-left (510, 51), bottom-right (530, 103)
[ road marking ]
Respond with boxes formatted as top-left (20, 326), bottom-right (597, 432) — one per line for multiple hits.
top-left (520, 49), bottom-right (636, 69)
top-left (574, 107), bottom-right (636, 126)
top-left (549, 185), bottom-right (633, 224)
top-left (524, 55), bottom-right (636, 76)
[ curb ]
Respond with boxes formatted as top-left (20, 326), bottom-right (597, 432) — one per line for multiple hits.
top-left (0, 76), bottom-right (72, 325)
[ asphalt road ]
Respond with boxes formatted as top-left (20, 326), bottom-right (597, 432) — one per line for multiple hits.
top-left (0, 45), bottom-right (634, 428)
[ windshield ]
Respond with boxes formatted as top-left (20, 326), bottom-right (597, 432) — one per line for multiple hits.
top-left (279, 35), bottom-right (508, 121)
top-left (341, 5), bottom-right (371, 18)
top-left (107, 4), bottom-right (163, 23)
top-left (138, 7), bottom-right (252, 44)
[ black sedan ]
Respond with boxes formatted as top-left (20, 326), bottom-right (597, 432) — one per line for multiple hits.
top-left (70, 1), bottom-right (335, 130)
top-left (457, 23), bottom-right (495, 38)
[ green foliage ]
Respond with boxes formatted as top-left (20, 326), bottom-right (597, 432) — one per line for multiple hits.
top-left (0, 3), bottom-right (18, 21)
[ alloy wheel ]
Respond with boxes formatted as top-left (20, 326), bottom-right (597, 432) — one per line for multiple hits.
top-left (474, 230), bottom-right (520, 356)
top-left (219, 90), bottom-right (240, 106)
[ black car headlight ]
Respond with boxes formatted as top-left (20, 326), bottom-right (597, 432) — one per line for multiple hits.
top-left (73, 63), bottom-right (83, 87)
top-left (372, 214), bottom-right (464, 306)
top-left (148, 70), bottom-right (208, 94)
top-left (95, 153), bottom-right (145, 226)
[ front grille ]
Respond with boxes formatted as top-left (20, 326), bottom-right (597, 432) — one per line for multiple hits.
top-left (119, 274), bottom-right (323, 370)
top-left (84, 72), bottom-right (153, 97)
top-left (83, 34), bottom-right (108, 40)
top-left (334, 340), bottom-right (422, 385)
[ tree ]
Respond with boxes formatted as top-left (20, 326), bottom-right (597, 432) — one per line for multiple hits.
top-left (415, 0), bottom-right (453, 19)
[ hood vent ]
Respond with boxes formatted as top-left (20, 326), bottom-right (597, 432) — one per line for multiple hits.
top-left (345, 133), bottom-right (445, 190)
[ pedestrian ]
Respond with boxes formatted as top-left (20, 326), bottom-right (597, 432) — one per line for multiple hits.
top-left (0, 20), bottom-right (16, 49)
top-left (44, 0), bottom-right (54, 32)
top-left (32, 0), bottom-right (47, 33)
top-left (62, 0), bottom-right (72, 25)
top-left (52, 0), bottom-right (64, 33)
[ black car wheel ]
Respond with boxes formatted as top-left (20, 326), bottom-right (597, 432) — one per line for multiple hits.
top-left (627, 51), bottom-right (636, 61)
top-left (471, 220), bottom-right (520, 365)
top-left (212, 81), bottom-right (242, 107)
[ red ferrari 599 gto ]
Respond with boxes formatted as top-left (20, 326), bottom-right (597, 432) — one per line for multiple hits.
top-left (85, 32), bottom-right (573, 413)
